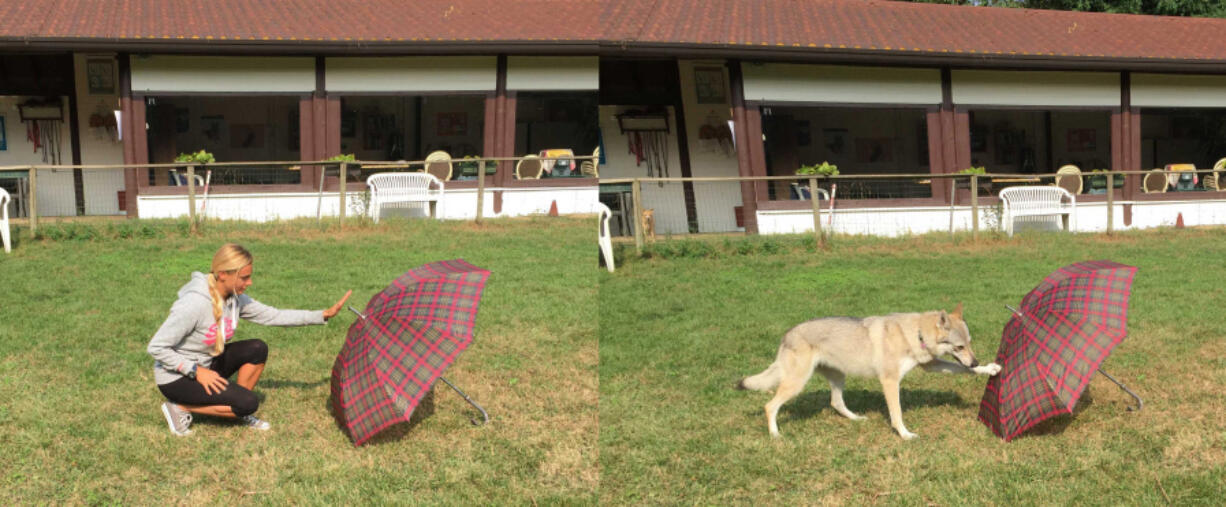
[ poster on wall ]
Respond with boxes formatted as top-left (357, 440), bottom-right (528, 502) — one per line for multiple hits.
top-left (437, 113), bottom-right (467, 136)
top-left (200, 115), bottom-right (226, 145)
top-left (822, 128), bottom-right (848, 156)
top-left (87, 59), bottom-right (116, 95)
top-left (693, 67), bottom-right (727, 104)
top-left (230, 124), bottom-right (265, 149)
top-left (0, 115), bottom-right (6, 151)
top-left (1067, 128), bottom-right (1096, 152)
top-left (855, 138), bottom-right (893, 163)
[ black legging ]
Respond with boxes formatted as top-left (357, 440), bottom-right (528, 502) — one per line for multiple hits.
top-left (157, 339), bottom-right (268, 417)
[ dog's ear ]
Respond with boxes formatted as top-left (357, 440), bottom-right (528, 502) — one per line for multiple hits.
top-left (952, 302), bottom-right (963, 320)
top-left (938, 310), bottom-right (950, 329)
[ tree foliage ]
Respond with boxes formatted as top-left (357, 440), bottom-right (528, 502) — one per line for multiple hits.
top-left (903, 0), bottom-right (1226, 17)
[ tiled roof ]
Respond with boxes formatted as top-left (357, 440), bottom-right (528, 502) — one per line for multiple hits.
top-left (0, 0), bottom-right (602, 43)
top-left (619, 0), bottom-right (1226, 62)
top-left (4, 0), bottom-right (1226, 64)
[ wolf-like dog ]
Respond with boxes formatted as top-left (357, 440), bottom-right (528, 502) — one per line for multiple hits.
top-left (738, 303), bottom-right (1000, 440)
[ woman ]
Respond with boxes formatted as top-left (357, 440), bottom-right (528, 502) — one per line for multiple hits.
top-left (147, 243), bottom-right (350, 436)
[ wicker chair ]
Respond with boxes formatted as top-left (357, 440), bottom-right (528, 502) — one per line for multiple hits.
top-left (423, 151), bottom-right (453, 182)
top-left (515, 155), bottom-right (544, 180)
top-left (1054, 164), bottom-right (1083, 195)
top-left (1142, 169), bottom-right (1168, 193)
top-left (580, 147), bottom-right (600, 177)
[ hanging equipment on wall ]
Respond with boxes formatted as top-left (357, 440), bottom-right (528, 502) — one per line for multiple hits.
top-left (19, 98), bottom-right (65, 165)
top-left (617, 111), bottom-right (671, 187)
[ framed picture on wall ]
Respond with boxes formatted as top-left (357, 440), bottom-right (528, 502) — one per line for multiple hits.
top-left (437, 112), bottom-right (467, 136)
top-left (693, 66), bottom-right (727, 104)
top-left (822, 128), bottom-right (848, 156)
top-left (230, 124), bottom-right (265, 149)
top-left (1067, 128), bottom-right (1096, 152)
top-left (86, 59), bottom-right (115, 95)
top-left (855, 138), bottom-right (893, 163)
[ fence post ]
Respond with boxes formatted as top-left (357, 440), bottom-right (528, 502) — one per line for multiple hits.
top-left (28, 166), bottom-right (38, 235)
top-left (339, 162), bottom-right (348, 225)
top-left (970, 174), bottom-right (979, 239)
top-left (476, 160), bottom-right (486, 224)
top-left (809, 177), bottom-right (823, 248)
top-left (1106, 173), bottom-right (1114, 235)
top-left (187, 164), bottom-right (198, 234)
top-left (632, 178), bottom-right (644, 256)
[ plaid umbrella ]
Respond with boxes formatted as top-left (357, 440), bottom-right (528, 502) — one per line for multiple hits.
top-left (978, 260), bottom-right (1140, 442)
top-left (330, 259), bottom-right (491, 446)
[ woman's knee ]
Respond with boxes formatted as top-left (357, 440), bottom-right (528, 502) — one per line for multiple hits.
top-left (242, 339), bottom-right (268, 364)
top-left (230, 389), bottom-right (260, 417)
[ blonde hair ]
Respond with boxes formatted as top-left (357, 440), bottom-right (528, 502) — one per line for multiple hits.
top-left (206, 243), bottom-right (253, 356)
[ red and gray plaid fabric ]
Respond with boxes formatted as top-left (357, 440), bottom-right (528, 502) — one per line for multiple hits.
top-left (979, 260), bottom-right (1136, 442)
top-left (331, 259), bottom-right (490, 446)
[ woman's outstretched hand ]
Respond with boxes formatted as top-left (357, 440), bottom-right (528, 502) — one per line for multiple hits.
top-left (323, 290), bottom-right (353, 321)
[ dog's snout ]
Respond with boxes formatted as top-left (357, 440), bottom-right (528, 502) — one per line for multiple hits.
top-left (969, 358), bottom-right (979, 368)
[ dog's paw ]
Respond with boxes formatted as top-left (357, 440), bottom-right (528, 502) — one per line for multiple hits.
top-left (974, 363), bottom-right (1002, 376)
top-left (898, 430), bottom-right (919, 440)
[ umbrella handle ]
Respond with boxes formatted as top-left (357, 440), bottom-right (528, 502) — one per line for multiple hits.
top-left (438, 376), bottom-right (490, 426)
top-left (1098, 368), bottom-right (1143, 412)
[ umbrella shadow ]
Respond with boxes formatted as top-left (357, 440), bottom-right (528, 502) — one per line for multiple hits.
top-left (326, 387), bottom-right (437, 447)
top-left (764, 388), bottom-right (972, 425)
top-left (1011, 388), bottom-right (1095, 440)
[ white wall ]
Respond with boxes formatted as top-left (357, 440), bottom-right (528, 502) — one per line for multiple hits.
top-left (0, 96), bottom-right (76, 217)
top-left (131, 56), bottom-right (314, 93)
top-left (758, 199), bottom-right (1226, 237)
top-left (74, 53), bottom-right (126, 215)
top-left (743, 63), bottom-right (941, 105)
top-left (952, 70), bottom-right (1119, 107)
top-left (137, 186), bottom-right (599, 221)
top-left (677, 60), bottom-right (743, 233)
top-left (598, 105), bottom-right (689, 235)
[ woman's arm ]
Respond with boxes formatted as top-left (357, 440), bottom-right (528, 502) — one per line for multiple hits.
top-left (238, 295), bottom-right (326, 326)
top-left (239, 290), bottom-right (351, 326)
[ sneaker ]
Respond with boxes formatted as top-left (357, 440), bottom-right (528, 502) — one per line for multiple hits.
top-left (240, 414), bottom-right (271, 431)
top-left (161, 402), bottom-right (193, 436)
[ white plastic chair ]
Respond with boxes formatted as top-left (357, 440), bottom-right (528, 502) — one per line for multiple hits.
top-left (597, 203), bottom-right (615, 272)
top-left (169, 169), bottom-right (205, 187)
top-left (1, 187), bottom-right (11, 253)
top-left (366, 172), bottom-right (445, 223)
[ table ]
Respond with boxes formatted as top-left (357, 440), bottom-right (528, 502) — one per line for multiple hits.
top-left (0, 170), bottom-right (29, 218)
top-left (599, 183), bottom-right (633, 237)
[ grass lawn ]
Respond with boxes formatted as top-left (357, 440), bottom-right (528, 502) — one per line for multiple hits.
top-left (0, 217), bottom-right (596, 504)
top-left (600, 229), bottom-right (1226, 504)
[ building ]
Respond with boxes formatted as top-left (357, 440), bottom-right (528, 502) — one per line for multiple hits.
top-left (4, 0), bottom-right (1226, 233)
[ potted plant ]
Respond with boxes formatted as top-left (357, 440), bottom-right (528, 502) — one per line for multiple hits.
top-left (1087, 169), bottom-right (1124, 193)
top-left (172, 150), bottom-right (215, 185)
top-left (455, 155), bottom-right (492, 180)
top-left (325, 154), bottom-right (361, 181)
top-left (794, 161), bottom-right (838, 199)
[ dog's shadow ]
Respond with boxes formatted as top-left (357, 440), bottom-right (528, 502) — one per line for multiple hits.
top-left (766, 388), bottom-right (973, 424)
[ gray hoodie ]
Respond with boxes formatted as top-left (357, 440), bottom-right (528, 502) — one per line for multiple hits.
top-left (147, 271), bottom-right (325, 385)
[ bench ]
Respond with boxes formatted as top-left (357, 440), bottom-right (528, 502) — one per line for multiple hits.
top-left (366, 172), bottom-right (445, 223)
top-left (998, 186), bottom-right (1076, 237)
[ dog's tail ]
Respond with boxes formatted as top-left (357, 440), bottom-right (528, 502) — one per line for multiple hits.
top-left (737, 361), bottom-right (782, 391)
